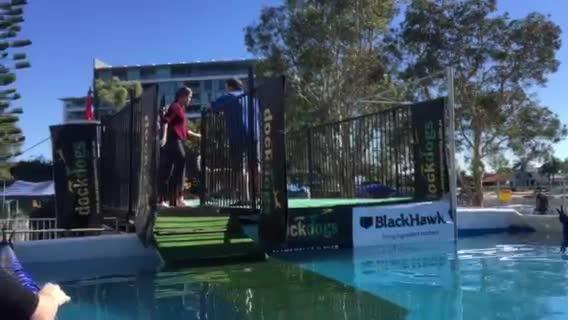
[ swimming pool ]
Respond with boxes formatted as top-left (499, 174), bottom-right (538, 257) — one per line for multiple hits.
top-left (24, 233), bottom-right (568, 320)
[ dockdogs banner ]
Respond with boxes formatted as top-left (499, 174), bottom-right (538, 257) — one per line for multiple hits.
top-left (258, 76), bottom-right (289, 247)
top-left (411, 99), bottom-right (447, 201)
top-left (50, 122), bottom-right (101, 229)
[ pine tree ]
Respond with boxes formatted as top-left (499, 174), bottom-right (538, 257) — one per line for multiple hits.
top-left (0, 0), bottom-right (31, 180)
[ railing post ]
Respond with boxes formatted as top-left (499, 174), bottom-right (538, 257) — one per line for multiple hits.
top-left (127, 90), bottom-right (135, 221)
top-left (247, 65), bottom-right (257, 210)
top-left (307, 128), bottom-right (314, 197)
top-left (447, 67), bottom-right (458, 241)
top-left (199, 110), bottom-right (208, 206)
top-left (392, 109), bottom-right (400, 194)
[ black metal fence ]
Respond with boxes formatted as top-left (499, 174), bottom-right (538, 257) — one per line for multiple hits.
top-left (100, 106), bottom-right (131, 216)
top-left (100, 85), bottom-right (158, 241)
top-left (200, 73), bottom-right (261, 212)
top-left (286, 106), bottom-right (417, 199)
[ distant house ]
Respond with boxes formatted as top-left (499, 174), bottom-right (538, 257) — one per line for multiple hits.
top-left (482, 173), bottom-right (511, 187)
top-left (511, 166), bottom-right (548, 188)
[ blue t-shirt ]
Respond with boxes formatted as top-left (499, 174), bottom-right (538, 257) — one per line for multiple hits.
top-left (211, 91), bottom-right (248, 145)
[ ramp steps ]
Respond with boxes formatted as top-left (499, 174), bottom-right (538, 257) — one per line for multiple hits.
top-left (153, 207), bottom-right (265, 266)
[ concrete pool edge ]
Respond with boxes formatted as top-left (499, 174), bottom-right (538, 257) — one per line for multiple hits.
top-left (14, 207), bottom-right (555, 266)
top-left (15, 233), bottom-right (161, 264)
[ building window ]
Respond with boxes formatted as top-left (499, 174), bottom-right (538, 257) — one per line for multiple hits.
top-left (187, 104), bottom-right (201, 113)
top-left (186, 80), bottom-right (200, 89)
top-left (111, 69), bottom-right (127, 81)
top-left (140, 67), bottom-right (157, 80)
top-left (67, 110), bottom-right (84, 121)
top-left (204, 80), bottom-right (212, 91)
top-left (171, 65), bottom-right (187, 77)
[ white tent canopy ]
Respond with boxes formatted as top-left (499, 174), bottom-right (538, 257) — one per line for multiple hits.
top-left (1, 180), bottom-right (54, 197)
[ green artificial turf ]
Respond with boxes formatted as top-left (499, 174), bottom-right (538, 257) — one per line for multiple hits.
top-left (287, 197), bottom-right (412, 208)
top-left (153, 210), bottom-right (264, 266)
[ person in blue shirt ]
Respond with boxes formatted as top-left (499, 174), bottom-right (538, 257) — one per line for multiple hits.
top-left (207, 78), bottom-right (251, 203)
top-left (558, 206), bottom-right (568, 253)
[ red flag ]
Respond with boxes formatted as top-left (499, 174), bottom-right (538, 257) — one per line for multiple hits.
top-left (85, 87), bottom-right (95, 120)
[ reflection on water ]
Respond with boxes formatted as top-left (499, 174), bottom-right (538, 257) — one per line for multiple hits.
top-left (32, 233), bottom-right (568, 320)
top-left (54, 259), bottom-right (407, 320)
top-left (281, 235), bottom-right (568, 320)
top-left (280, 242), bottom-right (461, 320)
top-left (458, 240), bottom-right (568, 320)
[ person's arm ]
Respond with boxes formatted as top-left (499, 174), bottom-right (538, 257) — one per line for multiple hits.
top-left (32, 284), bottom-right (71, 320)
top-left (0, 269), bottom-right (69, 320)
top-left (558, 206), bottom-right (567, 223)
top-left (188, 129), bottom-right (201, 138)
top-left (161, 123), bottom-right (168, 147)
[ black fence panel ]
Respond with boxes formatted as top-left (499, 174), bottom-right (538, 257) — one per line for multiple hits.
top-left (286, 105), bottom-right (423, 200)
top-left (133, 86), bottom-right (159, 242)
top-left (100, 106), bottom-right (131, 217)
top-left (286, 99), bottom-right (450, 202)
top-left (200, 94), bottom-right (260, 211)
top-left (100, 85), bottom-right (159, 243)
top-left (200, 69), bottom-right (260, 213)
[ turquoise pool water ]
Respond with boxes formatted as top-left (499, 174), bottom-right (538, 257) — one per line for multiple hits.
top-left (25, 233), bottom-right (568, 319)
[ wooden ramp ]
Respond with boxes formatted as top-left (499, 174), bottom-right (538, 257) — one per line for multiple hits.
top-left (153, 206), bottom-right (266, 267)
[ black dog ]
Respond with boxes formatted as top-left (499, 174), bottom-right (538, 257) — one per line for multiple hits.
top-left (558, 206), bottom-right (568, 253)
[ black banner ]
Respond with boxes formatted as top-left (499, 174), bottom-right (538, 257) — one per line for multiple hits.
top-left (258, 76), bottom-right (288, 247)
top-left (50, 122), bottom-right (101, 229)
top-left (284, 206), bottom-right (353, 250)
top-left (411, 98), bottom-right (446, 201)
top-left (134, 85), bottom-right (159, 245)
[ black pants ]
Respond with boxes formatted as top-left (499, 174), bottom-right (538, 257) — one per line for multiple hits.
top-left (158, 148), bottom-right (172, 203)
top-left (162, 138), bottom-right (186, 206)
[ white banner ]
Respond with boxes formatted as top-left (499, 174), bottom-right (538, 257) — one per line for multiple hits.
top-left (352, 200), bottom-right (454, 247)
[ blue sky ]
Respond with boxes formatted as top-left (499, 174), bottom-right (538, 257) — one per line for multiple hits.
top-left (14, 0), bottom-right (568, 162)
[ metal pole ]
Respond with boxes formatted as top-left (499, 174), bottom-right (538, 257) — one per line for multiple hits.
top-left (127, 89), bottom-right (135, 221)
top-left (247, 65), bottom-right (257, 210)
top-left (447, 67), bottom-right (458, 241)
top-left (2, 180), bottom-right (5, 218)
top-left (307, 128), bottom-right (314, 197)
top-left (199, 111), bottom-right (207, 206)
top-left (562, 178), bottom-right (566, 207)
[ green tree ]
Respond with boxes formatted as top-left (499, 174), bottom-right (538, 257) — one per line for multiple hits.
top-left (10, 156), bottom-right (52, 181)
top-left (391, 0), bottom-right (565, 206)
top-left (487, 152), bottom-right (512, 175)
top-left (245, 0), bottom-right (401, 195)
top-left (95, 77), bottom-right (142, 111)
top-left (0, 0), bottom-right (31, 180)
top-left (245, 0), bottom-right (398, 129)
top-left (539, 157), bottom-right (561, 184)
top-left (560, 158), bottom-right (568, 175)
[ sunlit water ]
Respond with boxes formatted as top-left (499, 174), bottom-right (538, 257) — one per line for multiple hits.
top-left (24, 233), bottom-right (568, 320)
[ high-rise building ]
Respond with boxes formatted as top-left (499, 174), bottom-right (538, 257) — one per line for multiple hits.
top-left (60, 58), bottom-right (255, 123)
top-left (60, 96), bottom-right (114, 123)
top-left (60, 96), bottom-right (86, 123)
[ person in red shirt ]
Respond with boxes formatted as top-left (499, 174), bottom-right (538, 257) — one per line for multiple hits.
top-left (161, 87), bottom-right (200, 207)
